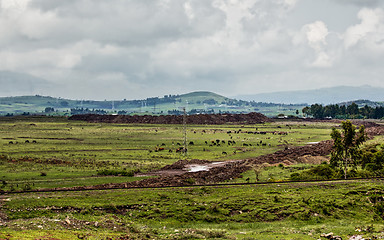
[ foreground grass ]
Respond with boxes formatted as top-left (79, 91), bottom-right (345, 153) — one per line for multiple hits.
top-left (1, 180), bottom-right (384, 239)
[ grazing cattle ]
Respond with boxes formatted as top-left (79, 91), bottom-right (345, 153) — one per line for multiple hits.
top-left (32, 140), bottom-right (37, 143)
top-left (205, 141), bottom-right (208, 144)
top-left (262, 143), bottom-right (267, 146)
top-left (169, 149), bottom-right (173, 153)
top-left (155, 147), bottom-right (165, 152)
top-left (161, 143), bottom-right (166, 146)
top-left (216, 139), bottom-right (220, 144)
top-left (25, 140), bottom-right (30, 143)
top-left (9, 141), bottom-right (13, 144)
top-left (222, 151), bottom-right (227, 155)
top-left (202, 130), bottom-right (206, 133)
top-left (177, 143), bottom-right (181, 146)
top-left (176, 147), bottom-right (187, 153)
top-left (221, 140), bottom-right (225, 144)
top-left (189, 141), bottom-right (194, 145)
top-left (227, 131), bottom-right (232, 134)
top-left (243, 143), bottom-right (248, 146)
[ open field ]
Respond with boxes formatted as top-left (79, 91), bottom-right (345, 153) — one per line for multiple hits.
top-left (0, 116), bottom-right (335, 191)
top-left (0, 116), bottom-right (383, 239)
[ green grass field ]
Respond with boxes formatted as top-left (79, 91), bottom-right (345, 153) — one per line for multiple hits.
top-left (0, 117), bottom-right (334, 191)
top-left (1, 116), bottom-right (383, 239)
top-left (2, 180), bottom-right (384, 239)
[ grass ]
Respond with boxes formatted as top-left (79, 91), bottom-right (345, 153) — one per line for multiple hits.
top-left (0, 116), bottom-right (383, 239)
top-left (2, 180), bottom-right (384, 239)
top-left (0, 117), bottom-right (334, 191)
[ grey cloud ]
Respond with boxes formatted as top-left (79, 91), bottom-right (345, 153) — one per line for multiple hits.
top-left (335, 0), bottom-right (382, 7)
top-left (26, 0), bottom-right (225, 47)
top-left (1, 0), bottom-right (384, 100)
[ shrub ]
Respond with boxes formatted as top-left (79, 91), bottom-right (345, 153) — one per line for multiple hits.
top-left (97, 169), bottom-right (134, 177)
top-left (290, 164), bottom-right (335, 181)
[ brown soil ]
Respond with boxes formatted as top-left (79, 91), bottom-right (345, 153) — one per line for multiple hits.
top-left (42, 140), bottom-right (335, 191)
top-left (68, 112), bottom-right (272, 125)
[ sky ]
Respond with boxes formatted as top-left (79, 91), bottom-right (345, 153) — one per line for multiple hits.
top-left (0, 0), bottom-right (383, 100)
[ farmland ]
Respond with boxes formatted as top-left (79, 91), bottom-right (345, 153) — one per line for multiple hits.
top-left (0, 116), bottom-right (384, 239)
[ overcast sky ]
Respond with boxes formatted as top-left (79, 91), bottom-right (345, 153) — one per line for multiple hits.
top-left (0, 0), bottom-right (383, 100)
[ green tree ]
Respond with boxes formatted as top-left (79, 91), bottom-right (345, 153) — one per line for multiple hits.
top-left (310, 104), bottom-right (324, 119)
top-left (302, 106), bottom-right (310, 117)
top-left (330, 120), bottom-right (366, 179)
top-left (44, 107), bottom-right (55, 113)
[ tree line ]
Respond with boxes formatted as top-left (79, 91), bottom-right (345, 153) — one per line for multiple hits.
top-left (302, 102), bottom-right (384, 119)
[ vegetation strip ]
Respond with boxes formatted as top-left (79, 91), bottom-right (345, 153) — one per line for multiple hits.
top-left (2, 177), bottom-right (383, 194)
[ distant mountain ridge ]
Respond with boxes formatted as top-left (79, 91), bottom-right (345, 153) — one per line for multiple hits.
top-left (235, 85), bottom-right (384, 104)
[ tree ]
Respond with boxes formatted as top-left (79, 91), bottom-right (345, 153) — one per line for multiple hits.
top-left (310, 104), bottom-right (324, 119)
top-left (44, 107), bottom-right (55, 113)
top-left (330, 120), bottom-right (366, 179)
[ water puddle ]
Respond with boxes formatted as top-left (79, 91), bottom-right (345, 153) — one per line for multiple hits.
top-left (188, 165), bottom-right (210, 172)
top-left (186, 162), bottom-right (225, 172)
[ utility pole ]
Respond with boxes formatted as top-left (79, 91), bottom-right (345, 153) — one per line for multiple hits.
top-left (183, 107), bottom-right (187, 157)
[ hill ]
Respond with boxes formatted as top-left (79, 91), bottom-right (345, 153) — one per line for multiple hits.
top-left (2, 91), bottom-right (297, 117)
top-left (235, 85), bottom-right (384, 104)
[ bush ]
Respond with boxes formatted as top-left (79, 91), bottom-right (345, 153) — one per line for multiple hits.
top-left (97, 169), bottom-right (134, 177)
top-left (290, 164), bottom-right (335, 181)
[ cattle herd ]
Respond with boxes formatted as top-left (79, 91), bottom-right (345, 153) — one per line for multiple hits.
top-left (151, 128), bottom-right (289, 154)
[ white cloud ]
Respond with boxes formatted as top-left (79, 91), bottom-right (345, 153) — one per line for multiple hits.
top-left (1, 0), bottom-right (384, 99)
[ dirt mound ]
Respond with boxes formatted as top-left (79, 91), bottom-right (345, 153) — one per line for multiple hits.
top-left (245, 140), bottom-right (333, 166)
top-left (68, 112), bottom-right (271, 125)
top-left (365, 125), bottom-right (384, 137)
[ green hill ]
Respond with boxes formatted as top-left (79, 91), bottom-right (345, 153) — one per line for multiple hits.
top-left (0, 91), bottom-right (302, 117)
top-left (177, 91), bottom-right (229, 104)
